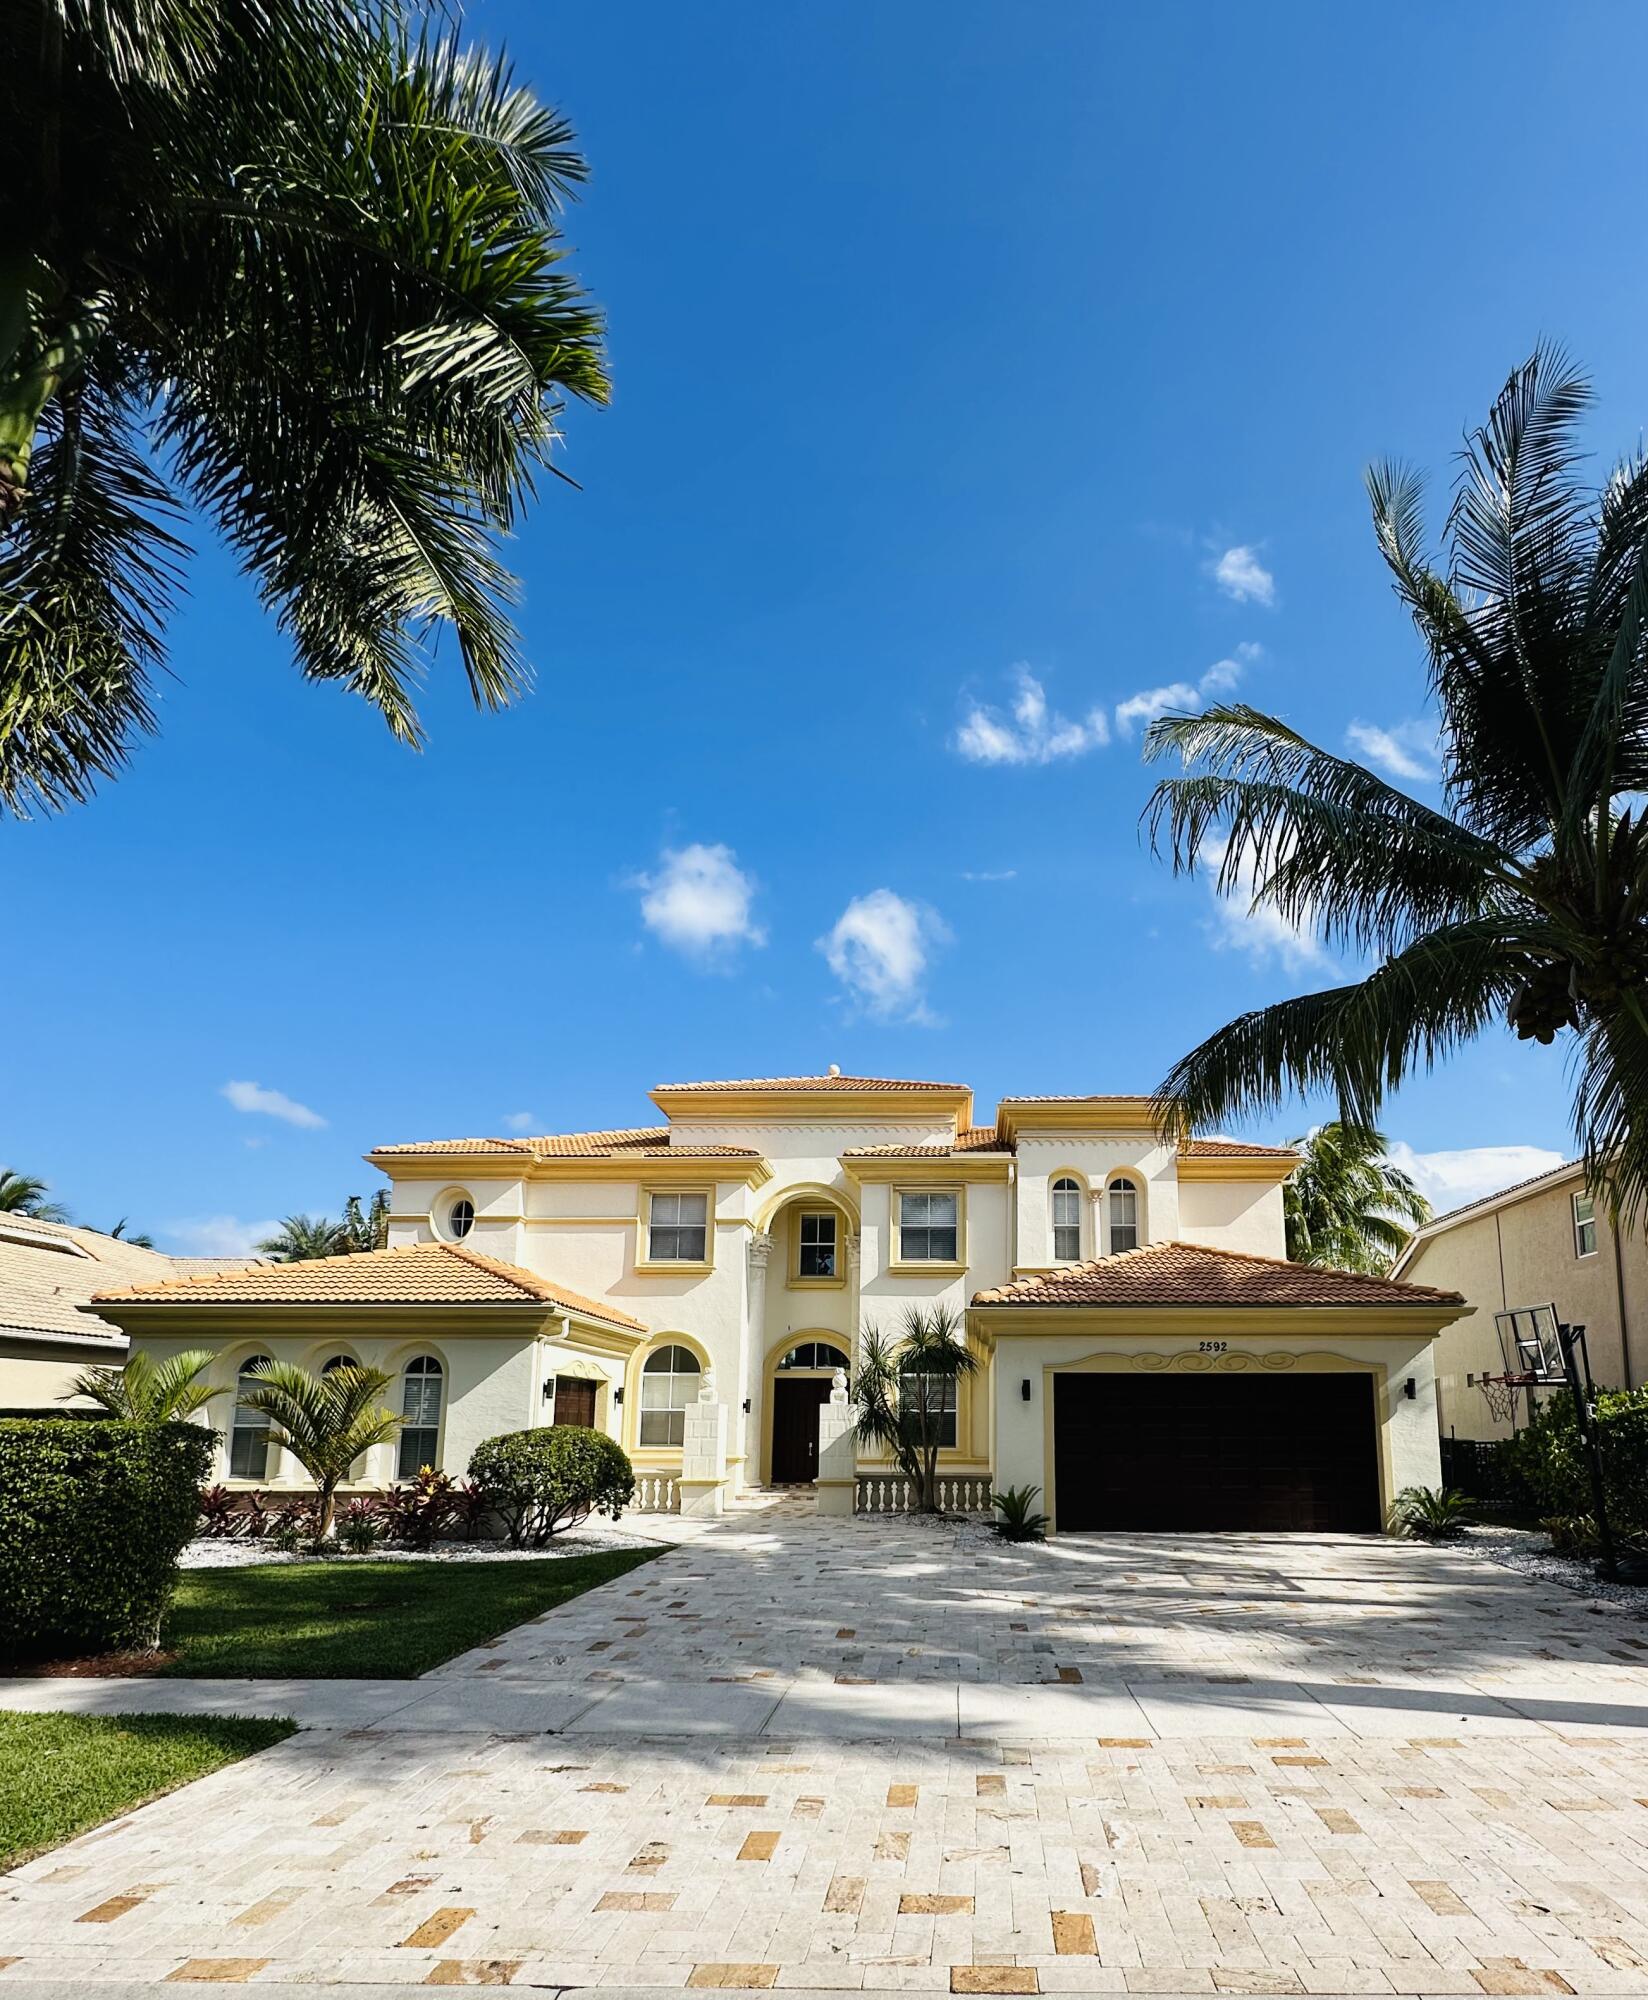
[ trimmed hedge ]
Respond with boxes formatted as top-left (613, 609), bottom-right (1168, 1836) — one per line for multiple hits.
top-left (0, 1419), bottom-right (216, 1662)
top-left (468, 1426), bottom-right (636, 1547)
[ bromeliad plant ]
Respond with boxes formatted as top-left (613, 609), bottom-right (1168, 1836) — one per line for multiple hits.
top-left (991, 1484), bottom-right (1050, 1542)
top-left (1145, 348), bottom-right (1648, 1222)
top-left (66, 1348), bottom-right (224, 1421)
top-left (849, 1304), bottom-right (980, 1515)
top-left (1388, 1486), bottom-right (1477, 1541)
top-left (2, 0), bottom-right (608, 818)
top-left (233, 1361), bottom-right (401, 1542)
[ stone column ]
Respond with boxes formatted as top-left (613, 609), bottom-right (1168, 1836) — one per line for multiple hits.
top-left (679, 1368), bottom-right (729, 1517)
top-left (741, 1232), bottom-right (773, 1492)
top-left (815, 1368), bottom-right (857, 1517)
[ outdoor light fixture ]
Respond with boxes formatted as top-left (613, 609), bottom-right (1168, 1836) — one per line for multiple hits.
top-left (613, 1386), bottom-right (624, 1406)
top-left (1403, 1378), bottom-right (1417, 1400)
top-left (541, 1380), bottom-right (554, 1403)
top-left (1021, 1379), bottom-right (1032, 1401)
top-left (742, 1398), bottom-right (752, 1414)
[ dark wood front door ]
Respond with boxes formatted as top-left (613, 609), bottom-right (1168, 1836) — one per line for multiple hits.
top-left (1053, 1371), bottom-right (1380, 1533)
top-left (771, 1377), bottom-right (833, 1484)
top-left (554, 1376), bottom-right (598, 1428)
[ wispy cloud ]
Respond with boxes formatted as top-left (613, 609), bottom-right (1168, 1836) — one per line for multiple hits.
top-left (818, 889), bottom-right (950, 1024)
top-left (501, 1111), bottom-right (538, 1133)
top-left (954, 668), bottom-right (1109, 766)
top-left (1386, 1141), bottom-right (1568, 1214)
top-left (1346, 718), bottom-right (1442, 783)
top-left (634, 842), bottom-right (765, 961)
top-left (960, 868), bottom-right (1017, 882)
top-left (163, 1214), bottom-right (281, 1258)
top-left (1211, 544), bottom-right (1275, 606)
top-left (1202, 835), bottom-right (1335, 975)
top-left (221, 1080), bottom-right (326, 1130)
top-left (1114, 646), bottom-right (1258, 738)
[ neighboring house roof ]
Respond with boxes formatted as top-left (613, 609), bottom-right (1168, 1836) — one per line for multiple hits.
top-left (371, 1127), bottom-right (762, 1162)
top-left (89, 1240), bottom-right (647, 1333)
top-left (0, 1214), bottom-right (261, 1351)
top-left (971, 1240), bottom-right (1464, 1309)
top-left (1390, 1159), bottom-right (1586, 1277)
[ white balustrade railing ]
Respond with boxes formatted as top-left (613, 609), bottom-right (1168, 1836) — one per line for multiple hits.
top-left (855, 1474), bottom-right (993, 1515)
top-left (632, 1473), bottom-right (680, 1514)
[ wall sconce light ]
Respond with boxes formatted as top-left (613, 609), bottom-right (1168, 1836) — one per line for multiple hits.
top-left (1403, 1377), bottom-right (1417, 1400)
top-left (742, 1398), bottom-right (752, 1414)
top-left (1020, 1379), bottom-right (1032, 1401)
top-left (613, 1386), bottom-right (624, 1406)
top-left (541, 1380), bottom-right (554, 1403)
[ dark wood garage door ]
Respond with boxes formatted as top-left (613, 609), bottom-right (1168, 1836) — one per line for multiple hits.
top-left (1053, 1371), bottom-right (1381, 1532)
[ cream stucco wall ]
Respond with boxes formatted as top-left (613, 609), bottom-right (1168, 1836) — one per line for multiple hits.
top-left (0, 1342), bottom-right (110, 1409)
top-left (1178, 1180), bottom-right (1287, 1257)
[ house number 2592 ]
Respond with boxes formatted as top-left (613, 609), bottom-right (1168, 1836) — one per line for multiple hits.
top-left (1197, 1340), bottom-right (1228, 1354)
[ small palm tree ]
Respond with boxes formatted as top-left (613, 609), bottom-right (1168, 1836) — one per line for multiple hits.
top-left (849, 1304), bottom-right (980, 1514)
top-left (107, 1216), bottom-right (156, 1247)
top-left (0, 1168), bottom-right (69, 1221)
top-left (342, 1191), bottom-right (390, 1254)
top-left (235, 1361), bottom-right (402, 1540)
top-left (1145, 348), bottom-right (1648, 1218)
top-left (1283, 1123), bottom-right (1430, 1275)
top-left (65, 1348), bottom-right (224, 1420)
top-left (257, 1213), bottom-right (349, 1262)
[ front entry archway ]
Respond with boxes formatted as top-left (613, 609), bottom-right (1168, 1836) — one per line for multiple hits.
top-left (767, 1338), bottom-right (850, 1485)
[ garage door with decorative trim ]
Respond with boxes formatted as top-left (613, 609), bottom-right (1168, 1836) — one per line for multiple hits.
top-left (1052, 1371), bottom-right (1381, 1532)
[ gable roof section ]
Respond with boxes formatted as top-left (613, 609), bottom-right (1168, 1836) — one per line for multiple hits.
top-left (1390, 1158), bottom-right (1586, 1276)
top-left (90, 1241), bottom-right (646, 1333)
top-left (972, 1240), bottom-right (1463, 1310)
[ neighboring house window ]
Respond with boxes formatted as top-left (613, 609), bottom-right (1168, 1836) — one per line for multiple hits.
top-left (899, 1189), bottom-right (959, 1262)
top-left (448, 1196), bottom-right (475, 1240)
top-left (1108, 1178), bottom-right (1139, 1254)
top-left (778, 1340), bottom-right (850, 1370)
top-left (229, 1357), bottom-right (273, 1479)
top-left (798, 1210), bottom-right (838, 1278)
top-left (1052, 1177), bottom-right (1083, 1261)
top-left (899, 1369), bottom-right (958, 1449)
top-left (1574, 1191), bottom-right (1598, 1258)
top-left (648, 1190), bottom-right (709, 1262)
top-left (398, 1355), bottom-right (444, 1477)
top-left (639, 1343), bottom-right (701, 1446)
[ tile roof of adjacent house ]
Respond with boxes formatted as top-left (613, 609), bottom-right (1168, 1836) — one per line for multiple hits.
top-left (90, 1241), bottom-right (647, 1331)
top-left (371, 1127), bottom-right (761, 1161)
top-left (0, 1215), bottom-right (264, 1350)
top-left (654, 1074), bottom-right (969, 1093)
top-left (971, 1240), bottom-right (1464, 1309)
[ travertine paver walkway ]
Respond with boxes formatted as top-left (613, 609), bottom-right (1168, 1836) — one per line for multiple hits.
top-left (7, 1498), bottom-right (1648, 1993)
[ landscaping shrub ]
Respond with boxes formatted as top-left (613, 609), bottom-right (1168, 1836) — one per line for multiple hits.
top-left (469, 1426), bottom-right (636, 1547)
top-left (1506, 1387), bottom-right (1648, 1531)
top-left (1388, 1485), bottom-right (1476, 1540)
top-left (379, 1467), bottom-right (459, 1547)
top-left (991, 1483), bottom-right (1050, 1542)
top-left (0, 1419), bottom-right (215, 1661)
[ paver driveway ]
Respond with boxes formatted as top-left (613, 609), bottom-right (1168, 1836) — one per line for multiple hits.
top-left (8, 1498), bottom-right (1648, 1995)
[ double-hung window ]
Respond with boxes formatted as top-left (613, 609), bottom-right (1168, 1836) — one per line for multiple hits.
top-left (898, 1189), bottom-right (959, 1263)
top-left (797, 1210), bottom-right (838, 1278)
top-left (639, 1344), bottom-right (701, 1447)
top-left (398, 1356), bottom-right (444, 1477)
top-left (1108, 1178), bottom-right (1140, 1254)
top-left (648, 1190), bottom-right (708, 1262)
top-left (1574, 1190), bottom-right (1598, 1258)
top-left (1052, 1177), bottom-right (1083, 1261)
top-left (229, 1357), bottom-right (273, 1479)
top-left (899, 1368), bottom-right (958, 1449)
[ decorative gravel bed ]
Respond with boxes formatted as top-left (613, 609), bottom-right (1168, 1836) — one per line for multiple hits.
top-left (178, 1518), bottom-right (666, 1569)
top-left (1460, 1522), bottom-right (1648, 1608)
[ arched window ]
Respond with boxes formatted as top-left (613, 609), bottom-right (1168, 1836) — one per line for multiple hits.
top-left (1108, 1177), bottom-right (1140, 1255)
top-left (447, 1196), bottom-right (475, 1240)
top-left (321, 1353), bottom-right (354, 1375)
top-left (1051, 1177), bottom-right (1083, 1262)
top-left (639, 1344), bottom-right (701, 1447)
top-left (230, 1357), bottom-right (273, 1480)
top-left (398, 1356), bottom-right (444, 1477)
top-left (777, 1340), bottom-right (850, 1371)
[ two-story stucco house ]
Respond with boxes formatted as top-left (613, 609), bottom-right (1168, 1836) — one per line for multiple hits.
top-left (90, 1073), bottom-right (1465, 1532)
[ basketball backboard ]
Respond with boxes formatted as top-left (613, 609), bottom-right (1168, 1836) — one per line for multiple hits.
top-left (1493, 1303), bottom-right (1565, 1384)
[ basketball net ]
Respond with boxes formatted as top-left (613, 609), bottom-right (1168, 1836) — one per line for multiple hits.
top-left (1477, 1372), bottom-right (1533, 1426)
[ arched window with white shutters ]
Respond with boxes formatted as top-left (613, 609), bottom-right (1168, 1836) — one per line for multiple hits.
top-left (1051, 1177), bottom-right (1083, 1262)
top-left (398, 1356), bottom-right (444, 1477)
top-left (230, 1357), bottom-right (273, 1479)
top-left (1108, 1176), bottom-right (1140, 1255)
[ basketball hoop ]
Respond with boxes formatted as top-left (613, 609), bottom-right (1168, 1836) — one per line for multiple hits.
top-left (1477, 1371), bottom-right (1533, 1426)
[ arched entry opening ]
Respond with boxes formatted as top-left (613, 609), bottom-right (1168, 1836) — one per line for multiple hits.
top-left (767, 1335), bottom-right (850, 1485)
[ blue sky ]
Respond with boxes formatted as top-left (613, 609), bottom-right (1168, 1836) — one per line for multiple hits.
top-left (7, 0), bottom-right (1645, 1253)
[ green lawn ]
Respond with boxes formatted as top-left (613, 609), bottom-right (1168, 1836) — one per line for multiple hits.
top-left (0, 1712), bottom-right (294, 1871)
top-left (160, 1546), bottom-right (661, 1677)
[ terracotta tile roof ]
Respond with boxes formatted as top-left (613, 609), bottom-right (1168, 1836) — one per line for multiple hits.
top-left (90, 1241), bottom-right (647, 1331)
top-left (997, 1093), bottom-right (1155, 1103)
top-left (843, 1127), bottom-right (1009, 1160)
top-left (1179, 1138), bottom-right (1299, 1160)
top-left (971, 1240), bottom-right (1464, 1309)
top-left (655, 1074), bottom-right (968, 1094)
top-left (0, 1217), bottom-right (264, 1350)
top-left (1417, 1159), bottom-right (1584, 1232)
top-left (372, 1126), bottom-right (760, 1162)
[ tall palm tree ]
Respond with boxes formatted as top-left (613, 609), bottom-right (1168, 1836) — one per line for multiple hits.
top-left (66, 1347), bottom-right (224, 1420)
top-left (0, 1168), bottom-right (69, 1220)
top-left (1145, 349), bottom-right (1648, 1217)
top-left (257, 1213), bottom-right (350, 1262)
top-left (849, 1304), bottom-right (980, 1514)
top-left (342, 1191), bottom-right (390, 1254)
top-left (235, 1360), bottom-right (402, 1539)
top-left (1283, 1123), bottom-right (1430, 1275)
top-left (2, 0), bottom-right (608, 817)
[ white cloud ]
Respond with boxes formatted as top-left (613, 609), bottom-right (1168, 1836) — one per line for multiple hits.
top-left (501, 1111), bottom-right (538, 1133)
top-left (221, 1079), bottom-right (326, 1130)
top-left (954, 668), bottom-right (1110, 766)
top-left (1346, 718), bottom-right (1442, 783)
top-left (960, 868), bottom-right (1018, 882)
top-left (1115, 646), bottom-right (1256, 738)
top-left (635, 842), bottom-right (765, 960)
top-left (817, 889), bottom-right (950, 1023)
top-left (1212, 544), bottom-right (1276, 606)
top-left (162, 1214), bottom-right (281, 1258)
top-left (1386, 1141), bottom-right (1568, 1215)
top-left (1203, 836), bottom-right (1335, 975)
